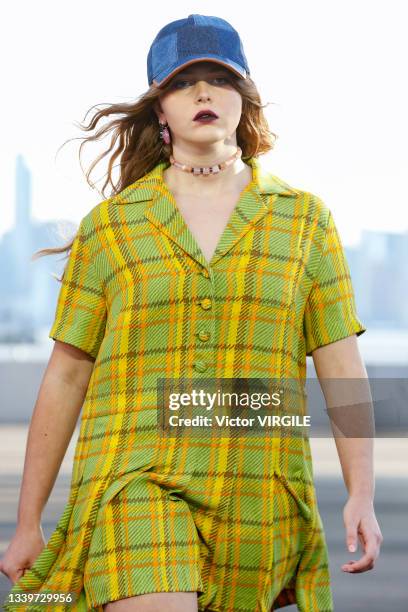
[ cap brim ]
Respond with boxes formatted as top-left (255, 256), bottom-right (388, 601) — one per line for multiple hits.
top-left (152, 57), bottom-right (247, 88)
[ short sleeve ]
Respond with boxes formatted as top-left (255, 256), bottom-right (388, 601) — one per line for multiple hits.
top-left (303, 209), bottom-right (366, 356)
top-left (49, 218), bottom-right (107, 359)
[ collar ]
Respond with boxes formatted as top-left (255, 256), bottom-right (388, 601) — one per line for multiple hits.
top-left (113, 156), bottom-right (299, 205)
top-left (112, 156), bottom-right (299, 268)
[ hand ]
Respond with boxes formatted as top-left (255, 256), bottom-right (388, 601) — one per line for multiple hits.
top-left (342, 495), bottom-right (383, 573)
top-left (0, 525), bottom-right (46, 584)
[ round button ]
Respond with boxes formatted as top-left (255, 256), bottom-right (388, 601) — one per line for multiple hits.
top-left (194, 360), bottom-right (208, 372)
top-left (198, 331), bottom-right (210, 342)
top-left (200, 298), bottom-right (212, 310)
top-left (201, 268), bottom-right (210, 278)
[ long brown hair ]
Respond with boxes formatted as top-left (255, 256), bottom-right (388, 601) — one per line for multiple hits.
top-left (34, 73), bottom-right (278, 265)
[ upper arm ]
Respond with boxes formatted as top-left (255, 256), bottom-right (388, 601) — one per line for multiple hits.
top-left (48, 340), bottom-right (96, 393)
top-left (311, 334), bottom-right (367, 379)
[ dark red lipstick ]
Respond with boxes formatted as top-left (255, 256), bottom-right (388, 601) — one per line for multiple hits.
top-left (193, 109), bottom-right (219, 122)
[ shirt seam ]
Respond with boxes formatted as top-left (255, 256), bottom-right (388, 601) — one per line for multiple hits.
top-left (309, 205), bottom-right (332, 289)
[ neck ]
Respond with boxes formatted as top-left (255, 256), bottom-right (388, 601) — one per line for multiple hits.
top-left (163, 145), bottom-right (249, 197)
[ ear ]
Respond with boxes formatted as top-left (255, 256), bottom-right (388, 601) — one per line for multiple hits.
top-left (152, 100), bottom-right (164, 122)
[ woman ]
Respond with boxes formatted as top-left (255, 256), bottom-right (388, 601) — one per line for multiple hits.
top-left (0, 13), bottom-right (382, 612)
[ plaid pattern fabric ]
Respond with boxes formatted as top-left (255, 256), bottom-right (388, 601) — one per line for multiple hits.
top-left (4, 156), bottom-right (366, 611)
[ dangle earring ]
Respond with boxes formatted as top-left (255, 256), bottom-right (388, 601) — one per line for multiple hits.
top-left (159, 121), bottom-right (171, 145)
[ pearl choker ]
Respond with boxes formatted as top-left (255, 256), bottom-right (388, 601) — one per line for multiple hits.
top-left (169, 146), bottom-right (242, 176)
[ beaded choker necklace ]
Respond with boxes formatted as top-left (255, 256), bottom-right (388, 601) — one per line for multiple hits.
top-left (169, 146), bottom-right (242, 176)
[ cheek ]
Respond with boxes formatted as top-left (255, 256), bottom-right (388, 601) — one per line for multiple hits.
top-left (167, 98), bottom-right (192, 127)
top-left (159, 94), bottom-right (182, 122)
top-left (223, 93), bottom-right (242, 122)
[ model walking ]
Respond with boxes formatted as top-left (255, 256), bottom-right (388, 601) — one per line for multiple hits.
top-left (1, 14), bottom-right (382, 612)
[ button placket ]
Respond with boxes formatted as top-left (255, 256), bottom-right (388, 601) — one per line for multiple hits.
top-left (193, 266), bottom-right (215, 373)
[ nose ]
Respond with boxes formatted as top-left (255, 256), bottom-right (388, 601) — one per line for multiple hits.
top-left (194, 79), bottom-right (211, 101)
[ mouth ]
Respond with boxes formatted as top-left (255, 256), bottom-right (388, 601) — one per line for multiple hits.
top-left (193, 110), bottom-right (219, 122)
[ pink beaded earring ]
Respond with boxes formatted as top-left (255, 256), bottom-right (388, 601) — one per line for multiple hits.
top-left (159, 121), bottom-right (171, 145)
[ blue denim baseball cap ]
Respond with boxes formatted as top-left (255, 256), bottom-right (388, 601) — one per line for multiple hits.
top-left (147, 14), bottom-right (250, 88)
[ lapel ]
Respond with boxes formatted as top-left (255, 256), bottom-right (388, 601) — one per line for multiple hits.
top-left (116, 156), bottom-right (299, 268)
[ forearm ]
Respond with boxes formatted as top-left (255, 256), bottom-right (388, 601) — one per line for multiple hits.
top-left (312, 335), bottom-right (375, 499)
top-left (333, 436), bottom-right (374, 500)
top-left (16, 343), bottom-right (93, 530)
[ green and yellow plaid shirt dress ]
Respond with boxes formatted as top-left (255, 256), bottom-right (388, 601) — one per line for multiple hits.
top-left (4, 156), bottom-right (366, 612)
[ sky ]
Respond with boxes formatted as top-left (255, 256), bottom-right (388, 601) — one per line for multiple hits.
top-left (1, 0), bottom-right (407, 246)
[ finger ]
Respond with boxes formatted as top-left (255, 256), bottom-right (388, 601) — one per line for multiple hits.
top-left (345, 521), bottom-right (359, 553)
top-left (342, 545), bottom-right (378, 572)
top-left (10, 567), bottom-right (25, 584)
top-left (358, 531), bottom-right (366, 550)
top-left (343, 560), bottom-right (374, 572)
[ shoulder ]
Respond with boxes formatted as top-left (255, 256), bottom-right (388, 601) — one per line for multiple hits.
top-left (293, 189), bottom-right (333, 247)
top-left (71, 194), bottom-right (119, 255)
top-left (75, 196), bottom-right (114, 242)
top-left (286, 187), bottom-right (339, 263)
top-left (270, 176), bottom-right (332, 235)
top-left (255, 159), bottom-right (331, 232)
top-left (299, 190), bottom-right (332, 234)
top-left (263, 167), bottom-right (334, 255)
top-left (80, 168), bottom-right (161, 232)
top-left (76, 181), bottom-right (148, 237)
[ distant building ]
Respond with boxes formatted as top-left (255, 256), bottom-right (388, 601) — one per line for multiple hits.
top-left (0, 155), bottom-right (76, 343)
top-left (346, 230), bottom-right (408, 329)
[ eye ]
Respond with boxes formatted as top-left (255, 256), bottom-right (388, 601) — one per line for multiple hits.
top-left (172, 79), bottom-right (192, 89)
top-left (171, 76), bottom-right (230, 89)
top-left (212, 77), bottom-right (230, 85)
